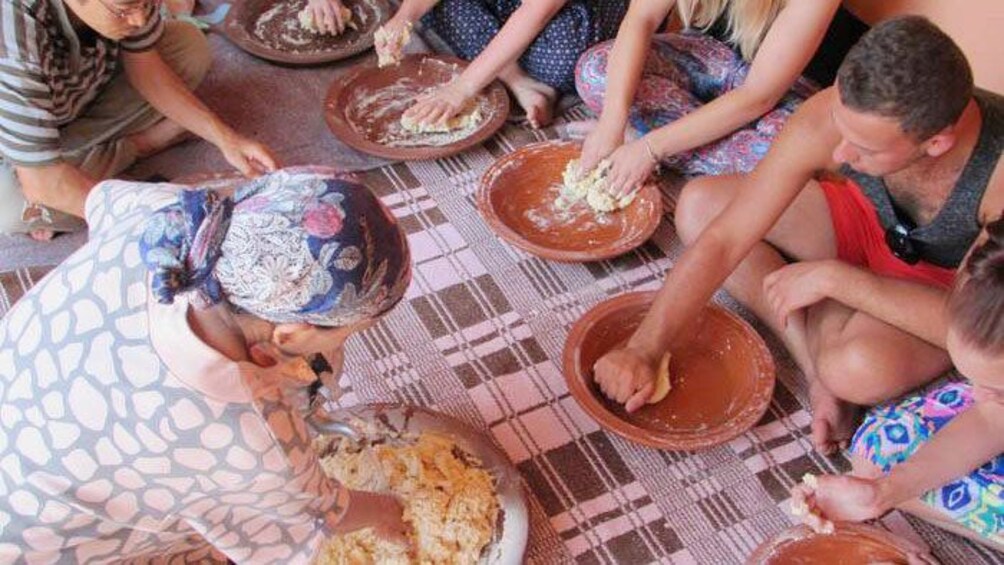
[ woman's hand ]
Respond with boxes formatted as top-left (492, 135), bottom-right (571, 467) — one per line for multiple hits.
top-left (402, 80), bottom-right (474, 128)
top-left (592, 346), bottom-right (659, 413)
top-left (792, 474), bottom-right (889, 523)
top-left (579, 120), bottom-right (624, 174)
top-left (217, 130), bottom-right (278, 177)
top-left (375, 17), bottom-right (412, 66)
top-left (305, 0), bottom-right (349, 35)
top-left (331, 490), bottom-right (410, 546)
top-left (603, 137), bottom-right (659, 198)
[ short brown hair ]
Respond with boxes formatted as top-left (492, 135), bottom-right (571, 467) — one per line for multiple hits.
top-left (948, 215), bottom-right (1004, 354)
top-left (837, 16), bottom-right (973, 140)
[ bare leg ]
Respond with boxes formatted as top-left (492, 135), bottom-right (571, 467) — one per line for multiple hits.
top-left (498, 63), bottom-right (557, 129)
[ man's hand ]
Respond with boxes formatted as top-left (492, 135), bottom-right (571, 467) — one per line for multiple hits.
top-left (763, 260), bottom-right (839, 329)
top-left (306, 0), bottom-right (349, 35)
top-left (330, 490), bottom-right (410, 547)
top-left (592, 346), bottom-right (659, 412)
top-left (217, 130), bottom-right (278, 177)
top-left (402, 80), bottom-right (473, 128)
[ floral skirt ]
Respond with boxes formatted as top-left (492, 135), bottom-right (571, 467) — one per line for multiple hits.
top-left (851, 381), bottom-right (1003, 543)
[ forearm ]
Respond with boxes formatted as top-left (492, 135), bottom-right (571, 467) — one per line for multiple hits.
top-left (16, 162), bottom-right (96, 218)
top-left (457, 1), bottom-right (566, 94)
top-left (645, 86), bottom-right (780, 159)
top-left (393, 0), bottom-right (439, 23)
top-left (876, 401), bottom-right (1004, 510)
top-left (597, 7), bottom-right (665, 130)
top-left (124, 51), bottom-right (232, 147)
top-left (824, 263), bottom-right (950, 347)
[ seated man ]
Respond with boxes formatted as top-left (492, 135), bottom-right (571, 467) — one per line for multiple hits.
top-left (593, 15), bottom-right (1003, 457)
top-left (0, 0), bottom-right (277, 239)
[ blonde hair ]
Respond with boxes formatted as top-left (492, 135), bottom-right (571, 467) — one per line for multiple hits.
top-left (676, 0), bottom-right (786, 60)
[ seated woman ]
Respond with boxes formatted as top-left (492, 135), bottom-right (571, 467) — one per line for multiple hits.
top-left (575, 0), bottom-right (867, 195)
top-left (0, 168), bottom-right (413, 562)
top-left (378, 0), bottom-right (628, 129)
top-left (797, 216), bottom-right (1004, 551)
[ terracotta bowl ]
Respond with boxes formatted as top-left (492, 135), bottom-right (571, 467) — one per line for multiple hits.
top-left (324, 54), bottom-right (510, 160)
top-left (220, 0), bottom-right (390, 66)
top-left (747, 523), bottom-right (926, 564)
top-left (562, 291), bottom-right (775, 450)
top-left (476, 141), bottom-right (662, 262)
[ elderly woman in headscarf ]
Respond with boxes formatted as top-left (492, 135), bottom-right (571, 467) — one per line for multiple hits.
top-left (0, 168), bottom-right (412, 563)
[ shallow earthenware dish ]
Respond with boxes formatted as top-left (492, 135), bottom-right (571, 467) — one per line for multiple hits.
top-left (220, 0), bottom-right (390, 66)
top-left (747, 523), bottom-right (927, 564)
top-left (308, 403), bottom-right (528, 565)
top-left (324, 54), bottom-right (510, 160)
top-left (562, 291), bottom-right (775, 451)
top-left (477, 140), bottom-right (662, 262)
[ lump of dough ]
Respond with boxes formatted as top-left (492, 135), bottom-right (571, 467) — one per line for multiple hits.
top-left (297, 4), bottom-right (356, 36)
top-left (557, 159), bottom-right (636, 213)
top-left (647, 352), bottom-right (672, 404)
top-left (400, 104), bottom-right (482, 134)
top-left (375, 22), bottom-right (412, 67)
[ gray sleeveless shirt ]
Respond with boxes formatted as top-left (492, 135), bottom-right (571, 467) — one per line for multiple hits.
top-left (840, 89), bottom-right (1004, 269)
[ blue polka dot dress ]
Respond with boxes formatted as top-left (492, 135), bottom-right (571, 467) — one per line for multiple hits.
top-left (422, 0), bottom-right (628, 93)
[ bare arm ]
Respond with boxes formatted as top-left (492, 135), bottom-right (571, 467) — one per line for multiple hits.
top-left (454, 0), bottom-right (567, 96)
top-left (15, 162), bottom-right (96, 218)
top-left (646, 0), bottom-right (839, 159)
top-left (805, 397), bottom-right (1004, 522)
top-left (579, 0), bottom-right (672, 171)
top-left (122, 50), bottom-right (277, 175)
top-left (594, 90), bottom-right (839, 410)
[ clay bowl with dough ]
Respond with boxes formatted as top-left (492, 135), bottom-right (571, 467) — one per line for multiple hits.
top-left (562, 291), bottom-right (775, 451)
top-left (325, 54), bottom-right (510, 160)
top-left (747, 523), bottom-right (926, 564)
top-left (477, 140), bottom-right (663, 262)
top-left (220, 0), bottom-right (390, 66)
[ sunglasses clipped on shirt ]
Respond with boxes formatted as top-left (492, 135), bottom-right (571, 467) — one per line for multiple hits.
top-left (884, 223), bottom-right (921, 265)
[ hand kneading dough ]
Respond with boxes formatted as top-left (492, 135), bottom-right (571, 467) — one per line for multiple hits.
top-left (558, 159), bottom-right (636, 213)
top-left (375, 23), bottom-right (412, 67)
top-left (297, 5), bottom-right (356, 35)
top-left (400, 104), bottom-right (482, 134)
top-left (648, 352), bottom-right (672, 404)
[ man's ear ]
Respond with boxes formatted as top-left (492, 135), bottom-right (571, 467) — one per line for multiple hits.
top-left (922, 125), bottom-right (958, 158)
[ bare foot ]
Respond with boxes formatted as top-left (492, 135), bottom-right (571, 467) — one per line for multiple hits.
top-left (28, 228), bottom-right (55, 241)
top-left (504, 75), bottom-right (556, 130)
top-left (128, 119), bottom-right (193, 159)
top-left (809, 383), bottom-right (860, 455)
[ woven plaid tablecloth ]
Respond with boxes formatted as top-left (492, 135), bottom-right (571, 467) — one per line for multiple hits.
top-left (2, 112), bottom-right (1000, 564)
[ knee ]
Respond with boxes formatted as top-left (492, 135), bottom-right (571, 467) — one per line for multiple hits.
top-left (673, 176), bottom-right (727, 246)
top-left (814, 340), bottom-right (893, 406)
top-left (574, 41), bottom-right (612, 109)
top-left (156, 21), bottom-right (212, 89)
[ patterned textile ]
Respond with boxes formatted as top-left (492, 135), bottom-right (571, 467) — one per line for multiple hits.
top-left (0, 0), bottom-right (164, 165)
top-left (140, 169), bottom-right (411, 327)
top-left (422, 0), bottom-right (627, 93)
top-left (575, 31), bottom-right (819, 176)
top-left (0, 180), bottom-right (348, 563)
top-left (2, 113), bottom-right (1001, 564)
top-left (852, 381), bottom-right (1004, 544)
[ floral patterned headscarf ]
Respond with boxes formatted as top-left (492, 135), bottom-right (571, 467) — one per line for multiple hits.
top-left (140, 168), bottom-right (411, 327)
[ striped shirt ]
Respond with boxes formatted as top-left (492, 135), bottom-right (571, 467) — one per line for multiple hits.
top-left (0, 0), bottom-right (164, 166)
